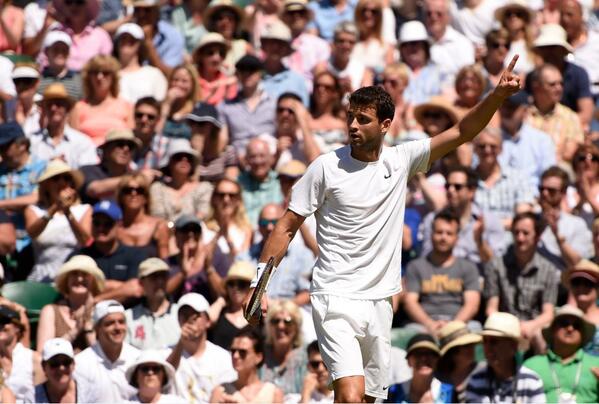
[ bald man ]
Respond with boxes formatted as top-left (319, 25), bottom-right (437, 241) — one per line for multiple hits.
top-left (238, 138), bottom-right (284, 227)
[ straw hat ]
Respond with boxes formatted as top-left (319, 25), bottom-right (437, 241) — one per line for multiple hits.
top-left (99, 129), bottom-right (142, 149)
top-left (55, 255), bottom-right (106, 296)
top-left (562, 259), bottom-right (599, 288)
top-left (125, 350), bottom-right (177, 392)
top-left (542, 305), bottom-right (596, 347)
top-left (138, 258), bottom-right (170, 279)
top-left (480, 312), bottom-right (522, 342)
top-left (193, 32), bottom-right (228, 59)
top-left (438, 321), bottom-right (482, 356)
top-left (533, 24), bottom-right (574, 53)
top-left (225, 261), bottom-right (255, 283)
top-left (494, 0), bottom-right (534, 23)
top-left (204, 0), bottom-right (245, 29)
top-left (414, 96), bottom-right (459, 128)
top-left (42, 83), bottom-right (74, 109)
top-left (159, 138), bottom-right (199, 170)
top-left (37, 159), bottom-right (84, 190)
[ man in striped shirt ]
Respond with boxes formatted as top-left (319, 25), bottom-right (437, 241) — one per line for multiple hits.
top-left (465, 312), bottom-right (546, 403)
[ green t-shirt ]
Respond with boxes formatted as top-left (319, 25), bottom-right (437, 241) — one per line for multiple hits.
top-left (523, 349), bottom-right (599, 403)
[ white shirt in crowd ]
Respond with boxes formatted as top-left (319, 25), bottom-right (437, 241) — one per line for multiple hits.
top-left (430, 26), bottom-right (476, 88)
top-left (119, 66), bottom-right (168, 104)
top-left (29, 125), bottom-right (99, 169)
top-left (288, 139), bottom-right (431, 299)
top-left (74, 342), bottom-right (140, 402)
top-left (0, 55), bottom-right (15, 97)
top-left (5, 342), bottom-right (35, 403)
top-left (450, 0), bottom-right (505, 45)
top-left (570, 28), bottom-right (599, 95)
top-left (173, 341), bottom-right (237, 403)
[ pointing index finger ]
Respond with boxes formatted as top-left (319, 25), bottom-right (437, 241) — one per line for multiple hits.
top-left (506, 54), bottom-right (519, 73)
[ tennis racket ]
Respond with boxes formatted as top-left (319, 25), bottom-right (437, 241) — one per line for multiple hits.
top-left (244, 256), bottom-right (275, 322)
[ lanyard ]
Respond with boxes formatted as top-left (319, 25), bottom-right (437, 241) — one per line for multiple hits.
top-left (488, 368), bottom-right (519, 404)
top-left (548, 354), bottom-right (584, 397)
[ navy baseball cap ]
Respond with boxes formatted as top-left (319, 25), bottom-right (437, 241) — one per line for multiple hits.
top-left (186, 103), bottom-right (223, 128)
top-left (235, 55), bottom-right (264, 72)
top-left (0, 122), bottom-right (25, 147)
top-left (92, 200), bottom-right (123, 221)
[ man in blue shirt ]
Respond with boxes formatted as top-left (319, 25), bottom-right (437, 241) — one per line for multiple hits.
top-left (308, 0), bottom-right (357, 42)
top-left (260, 20), bottom-right (309, 105)
top-left (133, 0), bottom-right (184, 73)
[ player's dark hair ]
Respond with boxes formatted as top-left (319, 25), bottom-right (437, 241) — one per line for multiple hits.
top-left (307, 340), bottom-right (320, 356)
top-left (446, 165), bottom-right (478, 189)
top-left (349, 86), bottom-right (395, 122)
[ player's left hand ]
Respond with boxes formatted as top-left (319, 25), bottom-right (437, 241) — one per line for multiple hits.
top-left (494, 55), bottom-right (521, 99)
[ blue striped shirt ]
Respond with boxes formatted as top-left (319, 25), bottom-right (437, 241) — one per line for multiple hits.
top-left (465, 364), bottom-right (546, 403)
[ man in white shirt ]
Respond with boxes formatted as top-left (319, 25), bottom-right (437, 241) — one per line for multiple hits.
top-left (425, 0), bottom-right (475, 88)
top-left (74, 299), bottom-right (140, 401)
top-left (243, 56), bottom-right (522, 401)
top-left (167, 293), bottom-right (237, 402)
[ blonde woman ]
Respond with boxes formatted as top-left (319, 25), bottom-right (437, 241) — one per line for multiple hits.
top-left (36, 255), bottom-right (105, 353)
top-left (381, 63), bottom-right (412, 143)
top-left (116, 173), bottom-right (170, 259)
top-left (69, 55), bottom-right (134, 146)
top-left (261, 300), bottom-right (306, 396)
top-left (157, 63), bottom-right (201, 140)
top-left (352, 0), bottom-right (394, 73)
top-left (204, 178), bottom-right (252, 277)
top-left (24, 160), bottom-right (92, 283)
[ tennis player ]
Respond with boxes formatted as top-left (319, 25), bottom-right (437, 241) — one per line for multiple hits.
top-left (243, 56), bottom-right (522, 402)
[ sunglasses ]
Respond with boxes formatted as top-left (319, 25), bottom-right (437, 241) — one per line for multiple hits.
top-left (214, 191), bottom-right (239, 199)
top-left (489, 42), bottom-right (510, 50)
top-left (227, 279), bottom-right (250, 289)
top-left (362, 7), bottom-right (381, 15)
top-left (138, 364), bottom-right (163, 374)
top-left (135, 112), bottom-right (158, 120)
top-left (50, 173), bottom-right (74, 183)
top-left (122, 186), bottom-right (146, 196)
top-left (555, 317), bottom-right (582, 330)
top-left (172, 153), bottom-right (193, 162)
top-left (570, 277), bottom-right (597, 288)
top-left (277, 106), bottom-right (294, 115)
top-left (13, 78), bottom-right (37, 87)
top-left (422, 111), bottom-right (447, 120)
top-left (269, 317), bottom-right (294, 326)
top-left (475, 143), bottom-right (499, 152)
top-left (308, 360), bottom-right (326, 370)
top-left (231, 348), bottom-right (248, 359)
top-left (576, 154), bottom-right (599, 164)
top-left (111, 140), bottom-right (134, 149)
top-left (538, 186), bottom-right (562, 196)
top-left (505, 10), bottom-right (526, 19)
top-left (65, 0), bottom-right (86, 5)
top-left (444, 182), bottom-right (467, 191)
top-left (92, 217), bottom-right (116, 228)
top-left (48, 358), bottom-right (73, 369)
top-left (258, 218), bottom-right (278, 227)
top-left (315, 83), bottom-right (336, 92)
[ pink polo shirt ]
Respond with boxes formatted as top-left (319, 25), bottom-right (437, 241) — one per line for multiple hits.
top-left (57, 24), bottom-right (113, 71)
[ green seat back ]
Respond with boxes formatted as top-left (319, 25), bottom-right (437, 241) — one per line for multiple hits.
top-left (1, 281), bottom-right (60, 316)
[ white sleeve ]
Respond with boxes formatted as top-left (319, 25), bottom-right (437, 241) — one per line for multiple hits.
top-left (397, 139), bottom-right (431, 179)
top-left (288, 155), bottom-right (327, 217)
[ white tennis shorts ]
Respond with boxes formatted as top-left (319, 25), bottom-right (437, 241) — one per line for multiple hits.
top-left (311, 294), bottom-right (393, 399)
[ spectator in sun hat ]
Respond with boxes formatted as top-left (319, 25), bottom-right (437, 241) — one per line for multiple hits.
top-left (186, 102), bottom-right (239, 183)
top-left (149, 138), bottom-right (212, 225)
top-left (115, 22), bottom-right (168, 105)
top-left (34, 337), bottom-right (103, 402)
top-left (125, 350), bottom-right (183, 402)
top-left (562, 259), bottom-right (599, 355)
top-left (465, 312), bottom-right (546, 403)
top-left (0, 305), bottom-right (43, 403)
top-left (38, 31), bottom-right (83, 101)
top-left (37, 255), bottom-right (105, 353)
top-left (125, 258), bottom-right (181, 350)
top-left (74, 299), bottom-right (140, 401)
top-left (24, 159), bottom-right (91, 284)
top-left (524, 305), bottom-right (599, 403)
top-left (167, 292), bottom-right (237, 402)
top-left (30, 83), bottom-right (98, 169)
top-left (435, 321), bottom-right (482, 403)
top-left (386, 333), bottom-right (449, 403)
top-left (260, 20), bottom-right (309, 106)
top-left (132, 0), bottom-right (184, 74)
top-left (12, 64), bottom-right (42, 137)
top-left (79, 128), bottom-right (141, 205)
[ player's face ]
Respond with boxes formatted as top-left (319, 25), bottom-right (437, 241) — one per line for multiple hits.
top-left (346, 105), bottom-right (389, 151)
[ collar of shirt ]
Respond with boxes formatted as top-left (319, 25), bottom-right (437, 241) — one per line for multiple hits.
top-left (139, 299), bottom-right (175, 319)
top-left (528, 103), bottom-right (558, 118)
top-left (436, 26), bottom-right (460, 45)
top-left (263, 68), bottom-right (293, 83)
top-left (232, 85), bottom-right (271, 105)
top-left (59, 23), bottom-right (95, 37)
top-left (91, 342), bottom-right (135, 368)
top-left (547, 348), bottom-right (584, 364)
top-left (41, 67), bottom-right (76, 79)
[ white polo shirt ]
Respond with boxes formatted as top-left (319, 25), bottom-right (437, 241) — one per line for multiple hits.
top-left (74, 342), bottom-right (140, 401)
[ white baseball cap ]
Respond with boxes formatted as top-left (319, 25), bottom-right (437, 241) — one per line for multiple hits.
top-left (12, 66), bottom-right (40, 80)
top-left (42, 31), bottom-right (72, 50)
top-left (177, 293), bottom-right (209, 314)
top-left (115, 23), bottom-right (145, 41)
top-left (42, 338), bottom-right (74, 361)
top-left (399, 21), bottom-right (430, 45)
top-left (93, 299), bottom-right (125, 325)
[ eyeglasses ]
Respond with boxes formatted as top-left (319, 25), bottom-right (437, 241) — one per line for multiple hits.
top-left (538, 186), bottom-right (562, 196)
top-left (575, 154), bottom-right (599, 164)
top-left (277, 106), bottom-right (294, 115)
top-left (65, 0), bottom-right (86, 5)
top-left (122, 186), bottom-right (146, 196)
top-left (138, 364), bottom-right (163, 374)
top-left (269, 317), bottom-right (294, 326)
top-left (111, 140), bottom-right (134, 149)
top-left (227, 280), bottom-right (250, 289)
top-left (214, 191), bottom-right (239, 199)
top-left (444, 182), bottom-right (467, 191)
top-left (231, 348), bottom-right (248, 359)
top-left (505, 10), bottom-right (526, 19)
top-left (308, 360), bottom-right (325, 370)
top-left (475, 143), bottom-right (499, 152)
top-left (555, 317), bottom-right (582, 330)
top-left (315, 83), bottom-right (336, 92)
top-left (48, 358), bottom-right (74, 369)
top-left (489, 42), bottom-right (510, 50)
top-left (134, 112), bottom-right (158, 121)
top-left (422, 111), bottom-right (446, 120)
top-left (92, 217), bottom-right (116, 229)
top-left (258, 218), bottom-right (278, 227)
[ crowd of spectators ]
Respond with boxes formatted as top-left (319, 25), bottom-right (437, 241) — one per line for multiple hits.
top-left (1, 0), bottom-right (599, 402)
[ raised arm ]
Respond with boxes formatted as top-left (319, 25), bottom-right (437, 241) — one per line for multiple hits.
top-left (430, 55), bottom-right (521, 163)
